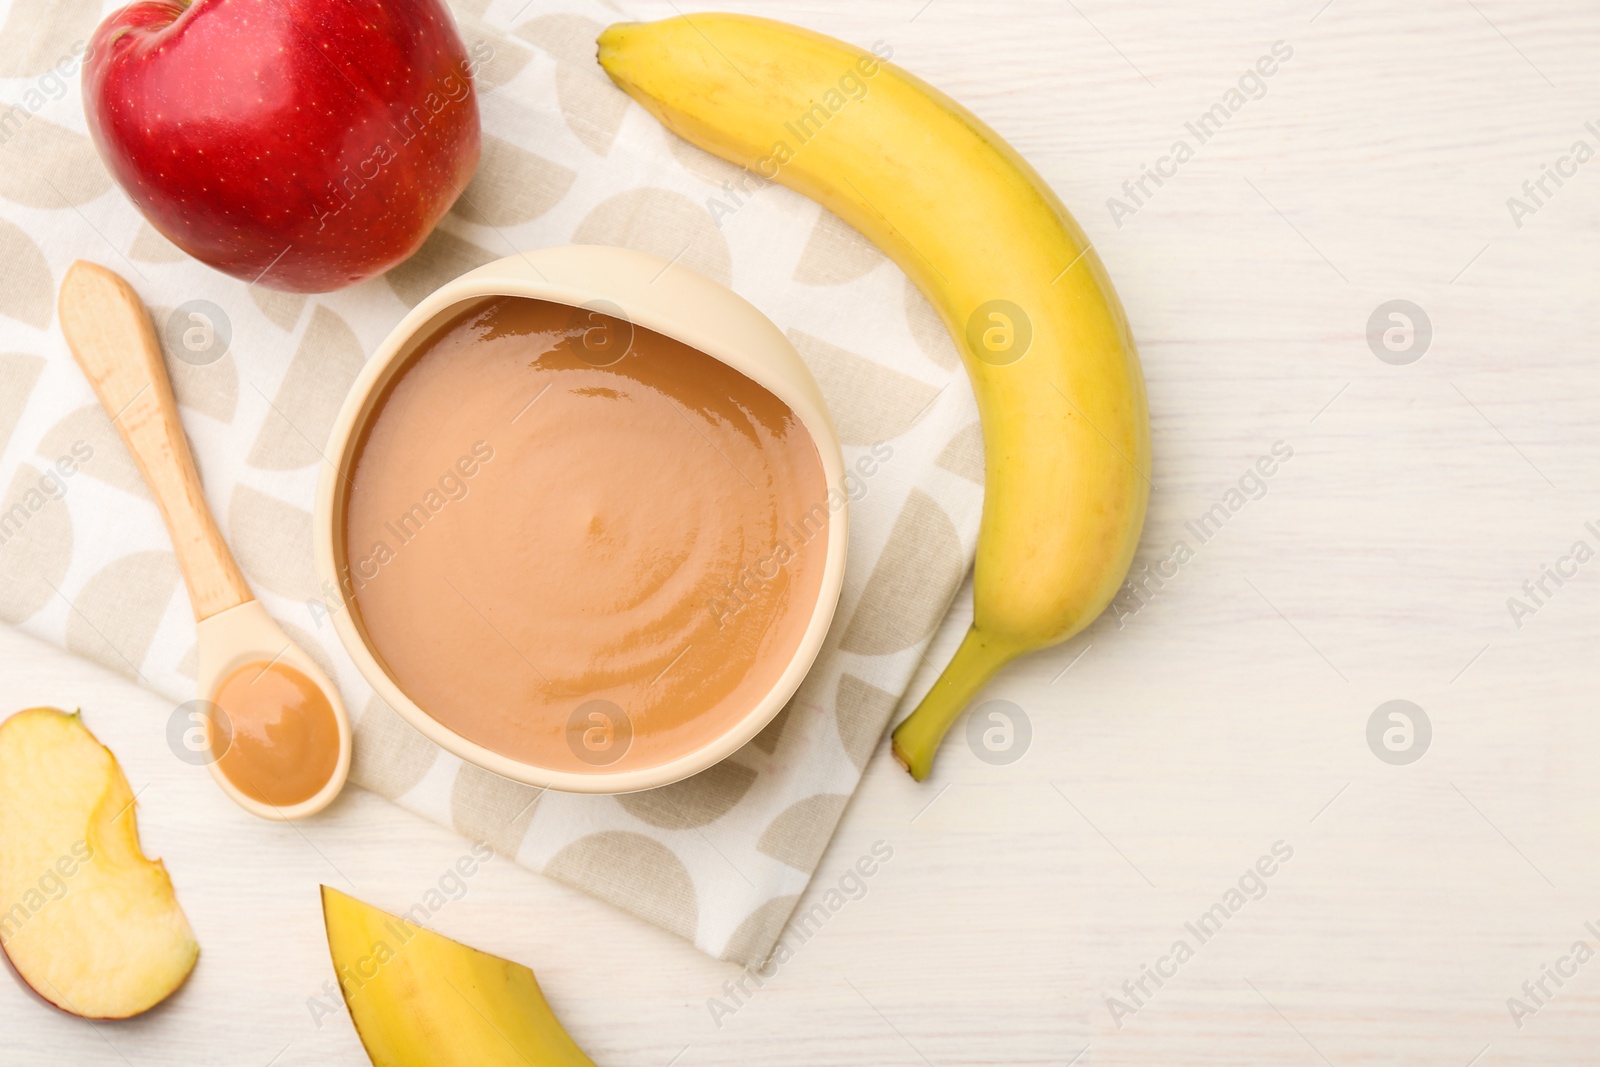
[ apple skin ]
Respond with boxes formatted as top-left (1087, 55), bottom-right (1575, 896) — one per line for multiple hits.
top-left (84, 0), bottom-right (482, 292)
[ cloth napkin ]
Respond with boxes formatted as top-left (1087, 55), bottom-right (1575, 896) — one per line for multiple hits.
top-left (0, 0), bottom-right (982, 965)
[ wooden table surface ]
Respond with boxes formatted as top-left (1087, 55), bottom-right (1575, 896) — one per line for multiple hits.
top-left (5, 0), bottom-right (1600, 1063)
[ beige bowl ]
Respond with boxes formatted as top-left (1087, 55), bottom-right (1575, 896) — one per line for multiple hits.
top-left (313, 245), bottom-right (847, 794)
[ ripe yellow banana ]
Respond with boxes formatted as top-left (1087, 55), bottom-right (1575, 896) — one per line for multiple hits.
top-left (598, 15), bottom-right (1150, 781)
top-left (322, 887), bottom-right (597, 1066)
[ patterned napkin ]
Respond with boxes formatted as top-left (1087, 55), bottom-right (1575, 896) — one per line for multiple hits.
top-left (0, 0), bottom-right (982, 965)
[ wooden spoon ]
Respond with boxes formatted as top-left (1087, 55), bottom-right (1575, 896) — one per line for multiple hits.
top-left (57, 260), bottom-right (350, 820)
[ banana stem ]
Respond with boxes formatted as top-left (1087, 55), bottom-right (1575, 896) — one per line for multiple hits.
top-left (891, 625), bottom-right (1021, 781)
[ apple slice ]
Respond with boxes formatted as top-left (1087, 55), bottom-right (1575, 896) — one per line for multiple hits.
top-left (322, 886), bottom-right (597, 1066)
top-left (0, 708), bottom-right (198, 1018)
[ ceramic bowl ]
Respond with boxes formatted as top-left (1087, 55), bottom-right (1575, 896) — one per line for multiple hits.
top-left (313, 245), bottom-right (847, 794)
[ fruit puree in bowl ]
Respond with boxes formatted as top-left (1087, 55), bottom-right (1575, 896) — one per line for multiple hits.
top-left (341, 295), bottom-right (830, 777)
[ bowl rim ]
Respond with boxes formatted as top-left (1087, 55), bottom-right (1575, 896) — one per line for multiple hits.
top-left (312, 245), bottom-right (848, 794)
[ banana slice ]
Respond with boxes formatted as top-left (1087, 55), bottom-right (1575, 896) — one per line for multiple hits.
top-left (322, 887), bottom-right (597, 1066)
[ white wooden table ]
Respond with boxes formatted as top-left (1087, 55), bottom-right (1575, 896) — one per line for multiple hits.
top-left (5, 0), bottom-right (1600, 1063)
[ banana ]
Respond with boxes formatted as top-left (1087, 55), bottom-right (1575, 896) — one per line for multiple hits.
top-left (598, 15), bottom-right (1150, 781)
top-left (321, 887), bottom-right (597, 1066)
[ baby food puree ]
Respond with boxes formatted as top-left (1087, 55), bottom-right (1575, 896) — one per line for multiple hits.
top-left (343, 297), bottom-right (829, 773)
top-left (209, 661), bottom-right (341, 806)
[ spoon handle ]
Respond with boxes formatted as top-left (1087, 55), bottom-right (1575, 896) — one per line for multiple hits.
top-left (58, 261), bottom-right (253, 622)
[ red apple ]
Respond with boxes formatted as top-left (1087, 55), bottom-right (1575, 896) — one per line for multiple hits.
top-left (83, 0), bottom-right (482, 292)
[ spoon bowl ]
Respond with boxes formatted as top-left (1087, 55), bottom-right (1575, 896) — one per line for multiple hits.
top-left (195, 601), bottom-right (352, 819)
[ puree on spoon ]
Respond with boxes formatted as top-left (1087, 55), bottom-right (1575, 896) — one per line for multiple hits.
top-left (209, 661), bottom-right (341, 806)
top-left (342, 297), bottom-right (829, 774)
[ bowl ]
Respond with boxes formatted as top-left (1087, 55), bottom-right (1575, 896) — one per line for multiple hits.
top-left (313, 245), bottom-right (848, 794)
